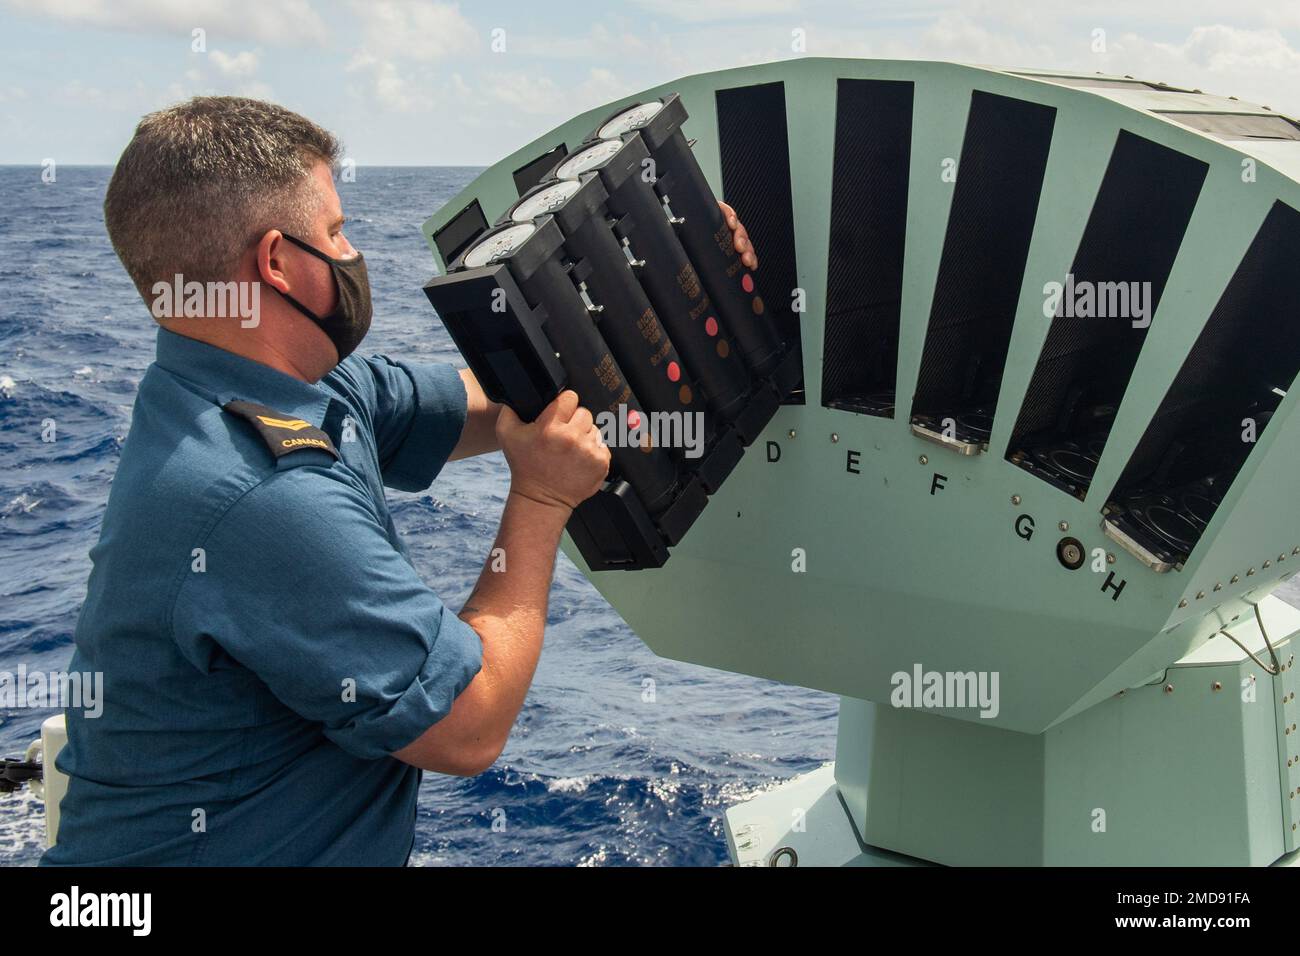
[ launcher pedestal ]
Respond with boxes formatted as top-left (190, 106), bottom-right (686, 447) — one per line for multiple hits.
top-left (725, 596), bottom-right (1300, 867)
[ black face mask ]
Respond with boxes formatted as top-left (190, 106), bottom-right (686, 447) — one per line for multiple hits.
top-left (277, 233), bottom-right (373, 363)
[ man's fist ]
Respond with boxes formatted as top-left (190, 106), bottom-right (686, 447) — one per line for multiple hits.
top-left (719, 200), bottom-right (758, 271)
top-left (496, 390), bottom-right (612, 512)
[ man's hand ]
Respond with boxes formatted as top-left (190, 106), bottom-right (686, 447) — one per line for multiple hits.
top-left (719, 200), bottom-right (758, 271)
top-left (497, 389), bottom-right (611, 512)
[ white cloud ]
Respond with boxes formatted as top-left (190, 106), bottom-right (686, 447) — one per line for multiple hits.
top-left (347, 0), bottom-right (478, 61)
top-left (908, 12), bottom-right (1058, 65)
top-left (342, 2), bottom-right (477, 113)
top-left (1173, 24), bottom-right (1300, 74)
top-left (150, 48), bottom-right (273, 107)
top-left (233, 80), bottom-right (275, 100)
top-left (346, 52), bottom-right (422, 113)
top-left (0, 0), bottom-right (328, 46)
top-left (737, 12), bottom-right (1300, 116)
top-left (575, 68), bottom-right (633, 112)
top-left (628, 0), bottom-right (803, 23)
top-left (7, 0), bottom-right (1300, 164)
top-left (479, 71), bottom-right (564, 115)
top-left (209, 50), bottom-right (260, 79)
top-left (446, 67), bottom-right (633, 119)
top-left (1090, 25), bottom-right (1300, 112)
top-left (60, 79), bottom-right (105, 103)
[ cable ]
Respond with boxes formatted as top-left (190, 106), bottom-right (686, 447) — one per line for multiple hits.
top-left (1216, 602), bottom-right (1282, 676)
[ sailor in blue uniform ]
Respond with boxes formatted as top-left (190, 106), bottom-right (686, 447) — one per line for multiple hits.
top-left (40, 96), bottom-right (756, 866)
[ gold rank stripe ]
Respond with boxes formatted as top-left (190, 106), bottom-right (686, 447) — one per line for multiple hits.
top-left (255, 414), bottom-right (313, 431)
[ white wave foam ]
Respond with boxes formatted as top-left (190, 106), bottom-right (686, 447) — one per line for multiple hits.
top-left (0, 786), bottom-right (48, 865)
top-left (2, 493), bottom-right (42, 516)
top-left (546, 774), bottom-right (600, 794)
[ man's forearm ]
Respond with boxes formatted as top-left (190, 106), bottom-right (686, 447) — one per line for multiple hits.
top-left (449, 368), bottom-right (503, 460)
top-left (457, 490), bottom-right (570, 740)
top-left (393, 388), bottom-right (606, 775)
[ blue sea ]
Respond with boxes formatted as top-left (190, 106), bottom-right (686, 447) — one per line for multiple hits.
top-left (0, 165), bottom-right (837, 866)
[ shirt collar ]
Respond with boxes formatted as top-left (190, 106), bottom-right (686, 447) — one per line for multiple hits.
top-left (154, 327), bottom-right (332, 427)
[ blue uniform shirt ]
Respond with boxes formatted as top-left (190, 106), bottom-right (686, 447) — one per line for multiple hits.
top-left (41, 328), bottom-right (483, 866)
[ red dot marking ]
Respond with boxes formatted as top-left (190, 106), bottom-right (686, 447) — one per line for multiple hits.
top-left (741, 273), bottom-right (754, 293)
top-left (705, 317), bottom-right (719, 336)
top-left (627, 409), bottom-right (641, 429)
top-left (667, 361), bottom-right (681, 382)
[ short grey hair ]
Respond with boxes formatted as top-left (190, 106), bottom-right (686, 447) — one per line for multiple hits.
top-left (104, 96), bottom-right (342, 300)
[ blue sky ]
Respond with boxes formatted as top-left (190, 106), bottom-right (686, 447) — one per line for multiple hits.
top-left (3, 0), bottom-right (1300, 165)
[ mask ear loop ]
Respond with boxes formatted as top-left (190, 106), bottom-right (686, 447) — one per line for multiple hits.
top-left (281, 232), bottom-right (332, 262)
top-left (282, 231), bottom-right (359, 266)
top-left (1216, 602), bottom-right (1282, 676)
top-left (275, 233), bottom-right (335, 321)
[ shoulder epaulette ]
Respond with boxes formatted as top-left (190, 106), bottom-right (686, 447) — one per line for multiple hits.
top-left (222, 400), bottom-right (340, 461)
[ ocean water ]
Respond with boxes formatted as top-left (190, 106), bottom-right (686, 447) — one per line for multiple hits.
top-left (0, 165), bottom-right (837, 866)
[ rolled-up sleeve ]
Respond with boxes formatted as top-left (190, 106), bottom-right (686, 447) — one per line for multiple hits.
top-left (169, 465), bottom-right (483, 760)
top-left (348, 356), bottom-right (468, 492)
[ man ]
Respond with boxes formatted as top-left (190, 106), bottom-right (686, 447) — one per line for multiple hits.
top-left (41, 96), bottom-right (758, 865)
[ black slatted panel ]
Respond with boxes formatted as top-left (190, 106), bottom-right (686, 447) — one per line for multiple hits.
top-left (1008, 131), bottom-right (1207, 476)
top-left (512, 143), bottom-right (567, 195)
top-left (821, 78), bottom-right (913, 417)
top-left (432, 199), bottom-right (488, 267)
top-left (911, 92), bottom-right (1056, 418)
top-left (716, 81), bottom-right (804, 402)
top-left (1111, 201), bottom-right (1300, 499)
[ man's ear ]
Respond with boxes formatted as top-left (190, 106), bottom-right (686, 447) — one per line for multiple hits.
top-left (256, 229), bottom-right (291, 294)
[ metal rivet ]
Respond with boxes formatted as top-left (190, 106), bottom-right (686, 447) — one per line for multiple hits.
top-left (1058, 521), bottom-right (1069, 532)
top-left (1164, 684), bottom-right (1174, 694)
top-left (1231, 575), bottom-right (1240, 584)
top-left (1213, 681), bottom-right (1222, 691)
top-left (1248, 568), bottom-right (1256, 576)
top-left (1281, 554), bottom-right (1287, 562)
top-left (1178, 599), bottom-right (1188, 608)
top-left (1213, 583), bottom-right (1222, 591)
top-left (788, 429), bottom-right (796, 439)
top-left (1011, 495), bottom-right (1021, 505)
top-left (918, 455), bottom-right (928, 466)
top-left (1264, 560), bottom-right (1272, 569)
top-left (1196, 591), bottom-right (1205, 600)
top-left (1106, 552), bottom-right (1115, 564)
top-left (830, 433), bottom-right (839, 443)
top-left (1292, 547), bottom-right (1299, 556)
